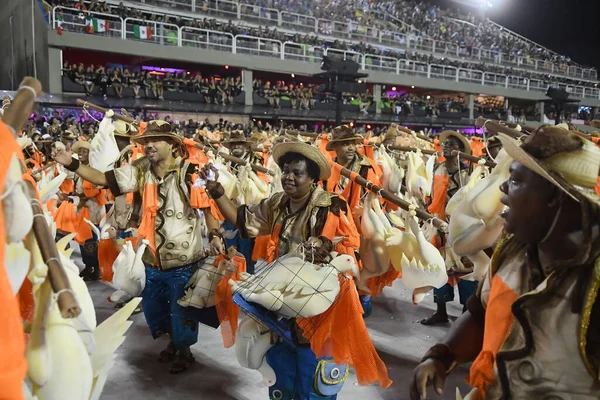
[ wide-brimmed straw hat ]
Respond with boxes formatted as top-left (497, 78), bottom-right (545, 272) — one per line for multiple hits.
top-left (132, 120), bottom-right (182, 145)
top-left (498, 127), bottom-right (600, 206)
top-left (272, 142), bottom-right (331, 181)
top-left (486, 136), bottom-right (503, 149)
top-left (222, 130), bottom-right (251, 148)
top-left (440, 130), bottom-right (471, 154)
top-left (62, 130), bottom-right (78, 140)
top-left (325, 125), bottom-right (364, 151)
top-left (113, 120), bottom-right (139, 137)
top-left (384, 123), bottom-right (398, 140)
top-left (72, 140), bottom-right (91, 153)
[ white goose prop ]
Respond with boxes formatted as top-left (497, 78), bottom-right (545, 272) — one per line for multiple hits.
top-left (88, 111), bottom-right (120, 173)
top-left (386, 207), bottom-right (447, 304)
top-left (376, 145), bottom-right (404, 194)
top-left (235, 316), bottom-right (276, 387)
top-left (229, 254), bottom-right (359, 319)
top-left (112, 240), bottom-right (148, 298)
top-left (447, 149), bottom-right (513, 281)
top-left (405, 150), bottom-right (435, 204)
top-left (25, 233), bottom-right (140, 400)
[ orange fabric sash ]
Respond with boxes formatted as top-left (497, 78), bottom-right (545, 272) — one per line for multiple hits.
top-left (183, 138), bottom-right (208, 166)
top-left (74, 207), bottom-right (93, 245)
top-left (318, 134), bottom-right (335, 162)
top-left (215, 253), bottom-right (247, 348)
top-left (137, 183), bottom-right (158, 253)
top-left (596, 176), bottom-right (600, 197)
top-left (468, 275), bottom-right (519, 395)
top-left (428, 174), bottom-right (450, 221)
top-left (252, 235), bottom-right (271, 261)
top-left (470, 137), bottom-right (485, 158)
top-left (297, 276), bottom-right (392, 388)
top-left (53, 200), bottom-right (77, 233)
top-left (59, 178), bottom-right (75, 195)
top-left (0, 121), bottom-right (28, 399)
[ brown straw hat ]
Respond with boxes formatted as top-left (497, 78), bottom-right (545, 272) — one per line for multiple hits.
top-left (71, 140), bottom-right (91, 152)
top-left (498, 127), bottom-right (600, 206)
top-left (325, 125), bottom-right (364, 151)
top-left (272, 142), bottom-right (331, 181)
top-left (222, 130), bottom-right (251, 148)
top-left (132, 120), bottom-right (182, 145)
top-left (440, 130), bottom-right (471, 154)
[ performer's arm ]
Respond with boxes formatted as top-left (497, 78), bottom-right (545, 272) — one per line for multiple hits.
top-left (212, 195), bottom-right (239, 225)
top-left (2, 77), bottom-right (42, 133)
top-left (53, 153), bottom-right (108, 187)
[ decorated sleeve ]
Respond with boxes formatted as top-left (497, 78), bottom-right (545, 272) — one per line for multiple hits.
top-left (237, 197), bottom-right (273, 238)
top-left (105, 163), bottom-right (138, 197)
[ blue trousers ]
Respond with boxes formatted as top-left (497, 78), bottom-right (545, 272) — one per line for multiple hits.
top-left (266, 341), bottom-right (344, 400)
top-left (433, 279), bottom-right (478, 305)
top-left (223, 220), bottom-right (256, 274)
top-left (141, 264), bottom-right (199, 349)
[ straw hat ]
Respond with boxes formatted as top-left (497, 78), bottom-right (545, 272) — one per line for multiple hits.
top-left (440, 130), bottom-right (471, 154)
top-left (272, 142), bottom-right (331, 181)
top-left (132, 120), bottom-right (182, 145)
top-left (498, 127), bottom-right (600, 206)
top-left (222, 130), bottom-right (251, 148)
top-left (486, 136), bottom-right (503, 150)
top-left (384, 123), bottom-right (398, 141)
top-left (72, 140), bottom-right (91, 153)
top-left (62, 129), bottom-right (78, 140)
top-left (325, 125), bottom-right (364, 151)
top-left (113, 120), bottom-right (139, 137)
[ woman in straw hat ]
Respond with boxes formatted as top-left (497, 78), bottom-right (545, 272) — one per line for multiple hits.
top-left (411, 126), bottom-right (600, 400)
top-left (421, 130), bottom-right (478, 326)
top-left (201, 142), bottom-right (392, 398)
top-left (53, 120), bottom-right (222, 373)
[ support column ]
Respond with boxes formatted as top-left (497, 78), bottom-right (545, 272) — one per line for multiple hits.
top-left (243, 69), bottom-right (253, 106)
top-left (48, 47), bottom-right (63, 95)
top-left (373, 84), bottom-right (382, 115)
top-left (537, 101), bottom-right (545, 123)
top-left (504, 98), bottom-right (509, 110)
top-left (468, 94), bottom-right (475, 120)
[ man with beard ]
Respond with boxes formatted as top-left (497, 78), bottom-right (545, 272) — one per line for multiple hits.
top-left (411, 127), bottom-right (600, 400)
top-left (53, 120), bottom-right (221, 374)
top-left (421, 130), bottom-right (477, 326)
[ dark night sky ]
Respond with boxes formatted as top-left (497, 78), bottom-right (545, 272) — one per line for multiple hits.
top-left (433, 0), bottom-right (600, 70)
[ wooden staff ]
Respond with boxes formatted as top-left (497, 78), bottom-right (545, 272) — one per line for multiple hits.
top-left (396, 125), bottom-right (433, 143)
top-left (30, 162), bottom-right (56, 177)
top-left (75, 99), bottom-right (275, 176)
top-left (389, 145), bottom-right (438, 156)
top-left (286, 130), bottom-right (319, 138)
top-left (334, 163), bottom-right (448, 231)
top-left (475, 117), bottom-right (524, 139)
top-left (25, 182), bottom-right (81, 318)
top-left (450, 150), bottom-right (496, 168)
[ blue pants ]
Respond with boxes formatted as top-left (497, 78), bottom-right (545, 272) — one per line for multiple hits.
top-left (141, 264), bottom-right (199, 349)
top-left (266, 341), bottom-right (345, 400)
top-left (223, 220), bottom-right (255, 274)
top-left (433, 279), bottom-right (478, 305)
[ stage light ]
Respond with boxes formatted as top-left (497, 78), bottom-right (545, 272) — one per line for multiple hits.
top-left (411, 85), bottom-right (415, 89)
top-left (427, 95), bottom-right (431, 99)
top-left (225, 65), bottom-right (229, 70)
top-left (350, 122), bottom-right (354, 127)
top-left (367, 124), bottom-right (372, 129)
top-left (392, 86), bottom-right (397, 91)
top-left (291, 73), bottom-right (295, 78)
top-left (358, 80), bottom-right (362, 83)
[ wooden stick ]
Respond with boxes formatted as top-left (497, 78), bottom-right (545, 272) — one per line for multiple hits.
top-left (475, 117), bottom-right (524, 139)
top-left (395, 126), bottom-right (433, 143)
top-left (334, 163), bottom-right (448, 231)
top-left (451, 150), bottom-right (496, 168)
top-left (31, 162), bottom-right (56, 176)
top-left (389, 145), bottom-right (438, 156)
top-left (76, 99), bottom-right (135, 123)
top-left (25, 182), bottom-right (81, 319)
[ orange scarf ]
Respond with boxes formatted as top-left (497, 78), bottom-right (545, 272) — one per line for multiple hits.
top-left (470, 137), bottom-right (486, 158)
top-left (468, 274), bottom-right (519, 395)
top-left (215, 253), bottom-right (247, 348)
top-left (137, 183), bottom-right (158, 253)
top-left (428, 174), bottom-right (450, 221)
top-left (0, 121), bottom-right (28, 399)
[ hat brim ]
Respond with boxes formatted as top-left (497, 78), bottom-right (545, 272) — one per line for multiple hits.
top-left (72, 141), bottom-right (90, 153)
top-left (272, 142), bottom-right (331, 181)
top-left (325, 135), bottom-right (364, 151)
top-left (222, 139), bottom-right (252, 148)
top-left (498, 133), bottom-right (582, 203)
top-left (440, 131), bottom-right (471, 154)
top-left (114, 125), bottom-right (139, 137)
top-left (133, 132), bottom-right (183, 145)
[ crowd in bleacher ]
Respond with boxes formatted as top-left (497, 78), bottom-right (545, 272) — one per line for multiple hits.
top-left (48, 0), bottom-right (598, 89)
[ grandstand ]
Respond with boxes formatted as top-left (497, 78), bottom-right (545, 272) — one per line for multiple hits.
top-left (3, 0), bottom-right (599, 129)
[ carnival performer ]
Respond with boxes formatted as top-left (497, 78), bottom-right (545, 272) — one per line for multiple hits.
top-left (53, 120), bottom-right (221, 374)
top-left (420, 130), bottom-right (478, 325)
top-left (411, 126), bottom-right (600, 400)
top-left (0, 76), bottom-right (42, 400)
top-left (219, 130), bottom-right (268, 273)
top-left (325, 124), bottom-right (388, 315)
top-left (202, 142), bottom-right (392, 399)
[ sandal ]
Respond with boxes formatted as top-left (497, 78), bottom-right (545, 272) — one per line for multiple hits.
top-left (169, 351), bottom-right (195, 374)
top-left (158, 343), bottom-right (177, 363)
top-left (419, 312), bottom-right (449, 326)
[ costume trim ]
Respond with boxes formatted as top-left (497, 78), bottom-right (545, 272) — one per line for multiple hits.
top-left (579, 256), bottom-right (600, 378)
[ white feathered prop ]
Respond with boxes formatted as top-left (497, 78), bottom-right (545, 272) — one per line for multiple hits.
top-left (89, 110), bottom-right (120, 173)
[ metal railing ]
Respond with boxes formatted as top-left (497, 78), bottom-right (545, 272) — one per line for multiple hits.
top-left (90, 0), bottom-right (598, 82)
top-left (51, 6), bottom-right (600, 100)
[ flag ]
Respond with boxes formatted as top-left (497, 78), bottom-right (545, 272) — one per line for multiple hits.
top-left (86, 18), bottom-right (108, 33)
top-left (56, 14), bottom-right (63, 35)
top-left (133, 25), bottom-right (152, 40)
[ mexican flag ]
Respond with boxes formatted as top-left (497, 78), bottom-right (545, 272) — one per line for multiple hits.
top-left (133, 25), bottom-right (152, 40)
top-left (86, 18), bottom-right (108, 33)
top-left (56, 14), bottom-right (63, 35)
